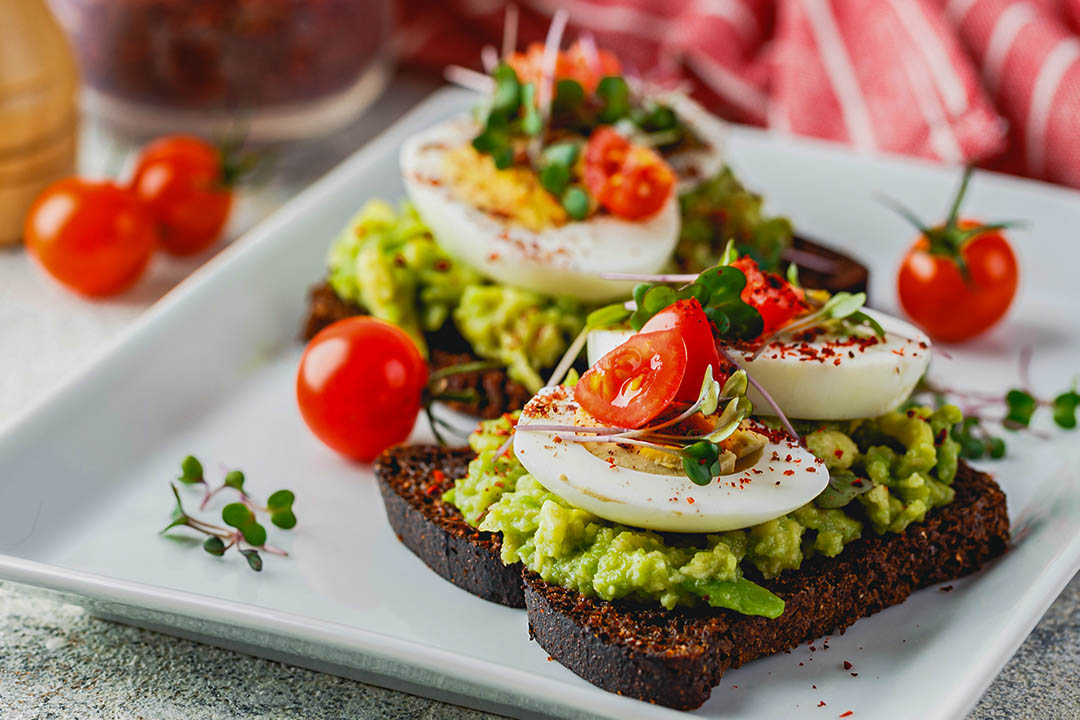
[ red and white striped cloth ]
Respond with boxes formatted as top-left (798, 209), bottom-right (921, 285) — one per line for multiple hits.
top-left (396, 0), bottom-right (1080, 189)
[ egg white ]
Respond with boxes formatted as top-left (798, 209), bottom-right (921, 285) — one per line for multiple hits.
top-left (587, 309), bottom-right (931, 421)
top-left (400, 114), bottom-right (680, 302)
top-left (513, 385), bottom-right (828, 533)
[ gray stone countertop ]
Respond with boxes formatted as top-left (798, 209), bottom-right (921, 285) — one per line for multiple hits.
top-left (1, 73), bottom-right (1078, 719)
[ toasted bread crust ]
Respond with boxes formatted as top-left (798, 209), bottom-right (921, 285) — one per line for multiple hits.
top-left (524, 461), bottom-right (1009, 709)
top-left (373, 444), bottom-right (525, 607)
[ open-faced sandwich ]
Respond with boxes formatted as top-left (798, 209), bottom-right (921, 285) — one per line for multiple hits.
top-left (305, 38), bottom-right (868, 419)
top-left (373, 253), bottom-right (1009, 709)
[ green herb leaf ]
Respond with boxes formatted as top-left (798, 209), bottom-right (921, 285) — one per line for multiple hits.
top-left (698, 366), bottom-right (720, 416)
top-left (222, 503), bottom-right (254, 529)
top-left (586, 304), bottom-right (631, 328)
top-left (240, 549), bottom-right (263, 572)
top-left (720, 369), bottom-right (748, 400)
top-left (696, 265), bottom-right (764, 340)
top-left (562, 186), bottom-right (590, 220)
top-left (596, 76), bottom-right (630, 123)
top-left (540, 163), bottom-right (570, 196)
top-left (823, 292), bottom-right (866, 320)
top-left (542, 142), bottom-right (579, 168)
top-left (179, 455), bottom-right (204, 484)
top-left (988, 436), bottom-right (1006, 458)
top-left (271, 510), bottom-right (297, 530)
top-left (1004, 389), bottom-right (1037, 428)
top-left (203, 536), bottom-right (226, 556)
top-left (682, 441), bottom-right (719, 486)
top-left (520, 83), bottom-right (542, 136)
top-left (491, 63), bottom-right (522, 115)
top-left (706, 396), bottom-right (752, 443)
top-left (630, 285), bottom-right (678, 330)
top-left (1052, 390), bottom-right (1080, 429)
top-left (267, 490), bottom-right (295, 511)
top-left (719, 239), bottom-right (738, 266)
top-left (814, 472), bottom-right (874, 509)
top-left (223, 470), bottom-right (245, 490)
top-left (240, 521), bottom-right (267, 547)
top-left (552, 79), bottom-right (585, 113)
top-left (849, 310), bottom-right (886, 337)
top-left (786, 262), bottom-right (800, 288)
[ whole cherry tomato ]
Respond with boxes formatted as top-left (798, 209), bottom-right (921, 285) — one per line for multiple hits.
top-left (641, 298), bottom-right (724, 402)
top-left (584, 127), bottom-right (675, 220)
top-left (731, 257), bottom-right (808, 336)
top-left (575, 329), bottom-right (687, 428)
top-left (130, 136), bottom-right (233, 255)
top-left (297, 317), bottom-right (428, 461)
top-left (24, 178), bottom-right (157, 297)
top-left (898, 224), bottom-right (1018, 342)
top-left (894, 168), bottom-right (1019, 342)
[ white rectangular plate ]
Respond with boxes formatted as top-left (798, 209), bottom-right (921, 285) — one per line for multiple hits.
top-left (2, 89), bottom-right (1079, 720)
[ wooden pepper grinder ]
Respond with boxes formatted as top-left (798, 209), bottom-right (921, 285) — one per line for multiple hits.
top-left (0, 0), bottom-right (79, 246)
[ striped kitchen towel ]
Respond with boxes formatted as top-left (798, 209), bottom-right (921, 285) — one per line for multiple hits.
top-left (396, 0), bottom-right (1080, 188)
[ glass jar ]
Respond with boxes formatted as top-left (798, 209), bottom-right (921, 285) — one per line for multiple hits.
top-left (49, 0), bottom-right (393, 140)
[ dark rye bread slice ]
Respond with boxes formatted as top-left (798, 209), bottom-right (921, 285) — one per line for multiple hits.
top-left (303, 237), bottom-right (868, 418)
top-left (373, 444), bottom-right (525, 607)
top-left (524, 461), bottom-right (1009, 709)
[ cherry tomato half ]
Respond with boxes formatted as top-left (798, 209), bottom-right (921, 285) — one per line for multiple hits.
top-left (575, 329), bottom-right (687, 428)
top-left (296, 317), bottom-right (428, 461)
top-left (641, 298), bottom-right (724, 402)
top-left (130, 135), bottom-right (233, 256)
top-left (584, 127), bottom-right (675, 220)
top-left (898, 221), bottom-right (1018, 342)
top-left (732, 257), bottom-right (808, 336)
top-left (508, 40), bottom-right (621, 94)
top-left (24, 178), bottom-right (157, 297)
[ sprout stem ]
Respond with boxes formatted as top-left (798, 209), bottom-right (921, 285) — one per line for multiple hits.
top-left (716, 344), bottom-right (802, 445)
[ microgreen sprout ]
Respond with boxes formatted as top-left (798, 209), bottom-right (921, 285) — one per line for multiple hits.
top-left (161, 456), bottom-right (297, 571)
top-left (910, 350), bottom-right (1079, 459)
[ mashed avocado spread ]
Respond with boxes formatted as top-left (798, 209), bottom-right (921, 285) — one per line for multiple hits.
top-left (444, 404), bottom-right (963, 617)
top-left (326, 201), bottom-right (585, 389)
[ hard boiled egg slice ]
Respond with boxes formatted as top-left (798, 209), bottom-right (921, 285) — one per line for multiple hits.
top-left (513, 385), bottom-right (827, 533)
top-left (587, 309), bottom-right (931, 421)
top-left (400, 114), bottom-right (679, 302)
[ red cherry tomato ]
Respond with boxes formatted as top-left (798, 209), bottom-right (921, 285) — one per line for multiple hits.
top-left (296, 317), bottom-right (428, 461)
top-left (584, 127), bottom-right (675, 220)
top-left (507, 40), bottom-right (621, 94)
top-left (575, 330), bottom-right (687, 428)
top-left (130, 135), bottom-right (233, 255)
top-left (898, 221), bottom-right (1018, 342)
top-left (24, 178), bottom-right (157, 297)
top-left (641, 298), bottom-right (724, 402)
top-left (732, 257), bottom-right (808, 336)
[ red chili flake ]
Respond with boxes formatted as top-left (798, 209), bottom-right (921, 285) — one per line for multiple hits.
top-left (819, 701), bottom-right (827, 707)
top-left (393, 254), bottom-right (407, 267)
top-left (934, 428), bottom-right (947, 445)
top-left (799, 662), bottom-right (804, 667)
top-left (785, 454), bottom-right (793, 462)
top-left (687, 497), bottom-right (696, 504)
top-left (848, 351), bottom-right (855, 359)
top-left (810, 645), bottom-right (816, 651)
top-left (851, 479), bottom-right (864, 487)
top-left (731, 685), bottom-right (738, 689)
top-left (850, 672), bottom-right (858, 677)
top-left (833, 358), bottom-right (842, 366)
top-left (843, 661), bottom-right (853, 670)
top-left (494, 481), bottom-right (504, 489)
top-left (433, 259), bottom-right (451, 272)
top-left (424, 484), bottom-right (440, 496)
top-left (501, 413), bottom-right (518, 426)
top-left (432, 469), bottom-right (446, 485)
top-left (807, 467), bottom-right (817, 472)
top-left (488, 252), bottom-right (501, 262)
top-left (784, 469), bottom-right (795, 476)
top-left (775, 481), bottom-right (781, 486)
top-left (552, 435), bottom-right (563, 444)
top-left (840, 712), bottom-right (854, 718)
top-left (812, 685), bottom-right (817, 689)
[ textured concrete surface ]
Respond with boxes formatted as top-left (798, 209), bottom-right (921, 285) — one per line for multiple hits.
top-left (0, 576), bottom-right (1076, 719)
